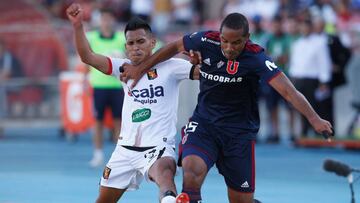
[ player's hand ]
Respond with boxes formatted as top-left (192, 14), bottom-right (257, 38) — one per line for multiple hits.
top-left (66, 3), bottom-right (83, 27)
top-left (120, 63), bottom-right (144, 89)
top-left (183, 50), bottom-right (202, 65)
top-left (309, 117), bottom-right (334, 142)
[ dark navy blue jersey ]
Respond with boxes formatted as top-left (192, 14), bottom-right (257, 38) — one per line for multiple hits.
top-left (183, 31), bottom-right (282, 134)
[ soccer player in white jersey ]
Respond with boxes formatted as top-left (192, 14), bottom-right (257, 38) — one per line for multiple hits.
top-left (67, 3), bottom-right (199, 203)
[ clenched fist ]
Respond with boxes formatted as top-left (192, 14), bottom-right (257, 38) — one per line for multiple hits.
top-left (66, 3), bottom-right (83, 27)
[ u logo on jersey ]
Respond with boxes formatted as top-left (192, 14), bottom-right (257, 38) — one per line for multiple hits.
top-left (226, 61), bottom-right (239, 75)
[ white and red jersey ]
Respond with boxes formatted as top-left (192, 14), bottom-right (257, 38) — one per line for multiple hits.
top-left (108, 57), bottom-right (194, 147)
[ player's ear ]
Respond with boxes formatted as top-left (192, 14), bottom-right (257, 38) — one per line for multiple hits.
top-left (150, 36), bottom-right (156, 50)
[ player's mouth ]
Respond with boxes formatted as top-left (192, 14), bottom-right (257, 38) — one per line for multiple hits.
top-left (224, 52), bottom-right (237, 59)
top-left (131, 52), bottom-right (143, 58)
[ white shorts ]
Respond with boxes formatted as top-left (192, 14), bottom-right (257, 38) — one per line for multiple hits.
top-left (100, 143), bottom-right (176, 191)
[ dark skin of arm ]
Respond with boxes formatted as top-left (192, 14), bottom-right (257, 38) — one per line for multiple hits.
top-left (121, 39), bottom-right (185, 87)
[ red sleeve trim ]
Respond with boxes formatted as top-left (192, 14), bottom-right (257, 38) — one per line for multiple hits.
top-left (267, 71), bottom-right (282, 83)
top-left (205, 31), bottom-right (220, 41)
top-left (244, 40), bottom-right (264, 53)
top-left (106, 57), bottom-right (113, 75)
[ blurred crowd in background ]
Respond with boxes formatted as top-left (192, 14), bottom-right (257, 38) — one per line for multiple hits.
top-left (1, 0), bottom-right (360, 142)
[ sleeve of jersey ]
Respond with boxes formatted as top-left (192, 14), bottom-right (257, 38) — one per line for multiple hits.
top-left (256, 53), bottom-right (282, 83)
top-left (171, 58), bottom-right (193, 80)
top-left (182, 31), bottom-right (204, 52)
top-left (107, 57), bottom-right (130, 78)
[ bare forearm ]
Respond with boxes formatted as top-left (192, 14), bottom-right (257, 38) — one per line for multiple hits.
top-left (140, 40), bottom-right (182, 73)
top-left (73, 24), bottom-right (109, 73)
top-left (73, 24), bottom-right (92, 64)
top-left (285, 90), bottom-right (320, 123)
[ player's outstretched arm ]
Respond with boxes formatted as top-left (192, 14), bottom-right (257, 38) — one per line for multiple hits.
top-left (66, 3), bottom-right (110, 74)
top-left (269, 72), bottom-right (333, 140)
top-left (121, 38), bottom-right (185, 87)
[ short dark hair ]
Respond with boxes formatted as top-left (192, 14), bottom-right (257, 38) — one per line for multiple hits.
top-left (124, 17), bottom-right (152, 35)
top-left (220, 13), bottom-right (249, 36)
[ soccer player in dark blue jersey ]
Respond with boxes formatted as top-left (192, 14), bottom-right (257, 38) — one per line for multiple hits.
top-left (122, 13), bottom-right (333, 203)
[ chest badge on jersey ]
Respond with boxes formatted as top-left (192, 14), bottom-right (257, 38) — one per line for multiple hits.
top-left (147, 69), bottom-right (158, 80)
top-left (226, 60), bottom-right (239, 75)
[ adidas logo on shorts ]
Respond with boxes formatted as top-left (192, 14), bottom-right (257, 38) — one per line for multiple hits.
top-left (241, 181), bottom-right (249, 188)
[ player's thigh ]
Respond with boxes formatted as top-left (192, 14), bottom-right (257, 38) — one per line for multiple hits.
top-left (181, 120), bottom-right (218, 171)
top-left (227, 187), bottom-right (254, 203)
top-left (101, 146), bottom-right (141, 190)
top-left (148, 156), bottom-right (176, 183)
top-left (96, 186), bottom-right (126, 203)
top-left (142, 144), bottom-right (176, 182)
top-left (217, 139), bottom-right (256, 193)
top-left (180, 120), bottom-right (218, 186)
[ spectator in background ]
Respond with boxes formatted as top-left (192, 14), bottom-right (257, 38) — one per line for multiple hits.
top-left (313, 17), bottom-right (351, 134)
top-left (152, 0), bottom-right (172, 35)
top-left (346, 26), bottom-right (360, 123)
top-left (309, 0), bottom-right (338, 34)
top-left (86, 8), bottom-right (126, 167)
top-left (193, 0), bottom-right (205, 26)
top-left (130, 0), bottom-right (152, 23)
top-left (0, 40), bottom-right (22, 82)
top-left (171, 0), bottom-right (193, 28)
top-left (289, 18), bottom-right (332, 138)
top-left (277, 0), bottom-right (304, 19)
top-left (249, 15), bottom-right (269, 47)
top-left (0, 39), bottom-right (23, 117)
top-left (263, 15), bottom-right (295, 143)
top-left (285, 15), bottom-right (301, 44)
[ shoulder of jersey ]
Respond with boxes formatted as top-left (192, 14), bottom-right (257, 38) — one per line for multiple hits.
top-left (204, 31), bottom-right (220, 40)
top-left (244, 40), bottom-right (264, 54)
top-left (199, 31), bottom-right (221, 46)
top-left (160, 57), bottom-right (189, 66)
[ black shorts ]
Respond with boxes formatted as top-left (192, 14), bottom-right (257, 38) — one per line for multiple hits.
top-left (93, 88), bottom-right (124, 120)
top-left (179, 119), bottom-right (256, 192)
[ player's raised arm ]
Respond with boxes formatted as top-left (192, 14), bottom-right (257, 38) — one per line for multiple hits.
top-left (66, 3), bottom-right (110, 74)
top-left (121, 38), bottom-right (185, 87)
top-left (269, 72), bottom-right (333, 139)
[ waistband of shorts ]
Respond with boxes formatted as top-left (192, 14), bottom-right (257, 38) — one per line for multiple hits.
top-left (121, 145), bottom-right (156, 152)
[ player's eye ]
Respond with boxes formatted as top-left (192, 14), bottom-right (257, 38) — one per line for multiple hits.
top-left (232, 40), bottom-right (242, 45)
top-left (221, 39), bottom-right (228, 43)
top-left (137, 39), bottom-right (145, 44)
top-left (127, 41), bottom-right (134, 45)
